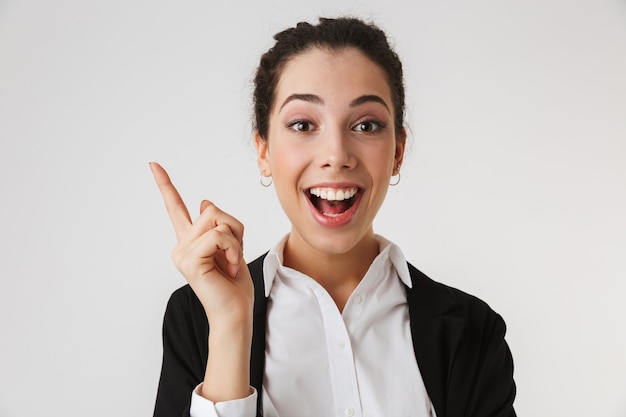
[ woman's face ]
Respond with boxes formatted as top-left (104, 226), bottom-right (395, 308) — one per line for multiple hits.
top-left (255, 46), bottom-right (405, 258)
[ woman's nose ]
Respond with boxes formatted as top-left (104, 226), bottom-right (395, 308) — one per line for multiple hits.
top-left (316, 128), bottom-right (356, 170)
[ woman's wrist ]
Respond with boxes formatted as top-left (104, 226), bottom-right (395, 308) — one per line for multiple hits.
top-left (201, 319), bottom-right (253, 402)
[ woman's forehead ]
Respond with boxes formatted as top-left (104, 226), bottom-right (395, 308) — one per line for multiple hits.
top-left (272, 47), bottom-right (394, 111)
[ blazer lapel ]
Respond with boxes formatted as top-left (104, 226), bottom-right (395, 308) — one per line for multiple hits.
top-left (248, 254), bottom-right (268, 416)
top-left (406, 263), bottom-right (466, 417)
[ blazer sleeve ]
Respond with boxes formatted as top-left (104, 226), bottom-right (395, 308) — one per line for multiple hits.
top-left (465, 311), bottom-right (516, 417)
top-left (449, 297), bottom-right (516, 417)
top-left (153, 285), bottom-right (209, 417)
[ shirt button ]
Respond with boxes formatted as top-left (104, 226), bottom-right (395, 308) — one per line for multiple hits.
top-left (337, 341), bottom-right (346, 350)
top-left (353, 295), bottom-right (363, 304)
top-left (344, 408), bottom-right (355, 417)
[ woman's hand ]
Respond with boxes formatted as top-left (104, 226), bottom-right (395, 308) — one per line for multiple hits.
top-left (150, 162), bottom-right (254, 401)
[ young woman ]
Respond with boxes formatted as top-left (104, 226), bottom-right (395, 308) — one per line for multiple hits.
top-left (151, 17), bottom-right (516, 417)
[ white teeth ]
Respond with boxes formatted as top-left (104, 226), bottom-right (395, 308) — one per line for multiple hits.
top-left (309, 187), bottom-right (357, 201)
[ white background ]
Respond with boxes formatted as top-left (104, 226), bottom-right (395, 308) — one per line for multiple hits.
top-left (1, 1), bottom-right (625, 416)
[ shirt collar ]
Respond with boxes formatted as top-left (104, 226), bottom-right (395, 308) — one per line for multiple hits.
top-left (262, 234), bottom-right (412, 297)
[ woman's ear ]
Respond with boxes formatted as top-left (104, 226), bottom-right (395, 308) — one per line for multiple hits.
top-left (393, 128), bottom-right (407, 175)
top-left (254, 130), bottom-right (271, 176)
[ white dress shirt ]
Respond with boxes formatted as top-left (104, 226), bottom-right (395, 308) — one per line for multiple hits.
top-left (190, 235), bottom-right (436, 417)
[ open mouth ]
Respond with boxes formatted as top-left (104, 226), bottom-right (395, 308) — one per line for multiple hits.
top-left (307, 187), bottom-right (361, 218)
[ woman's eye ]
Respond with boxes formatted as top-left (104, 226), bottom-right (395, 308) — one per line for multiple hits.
top-left (353, 121), bottom-right (383, 133)
top-left (287, 120), bottom-right (314, 132)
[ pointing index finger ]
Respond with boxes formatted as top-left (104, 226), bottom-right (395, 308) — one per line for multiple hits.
top-left (150, 162), bottom-right (192, 241)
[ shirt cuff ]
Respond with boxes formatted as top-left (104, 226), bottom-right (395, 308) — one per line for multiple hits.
top-left (190, 383), bottom-right (257, 417)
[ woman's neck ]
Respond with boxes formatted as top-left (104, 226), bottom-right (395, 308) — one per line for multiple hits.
top-left (282, 231), bottom-right (380, 311)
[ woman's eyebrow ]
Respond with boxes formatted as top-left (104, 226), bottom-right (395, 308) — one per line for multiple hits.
top-left (278, 93), bottom-right (390, 113)
top-left (350, 95), bottom-right (390, 114)
top-left (279, 94), bottom-right (323, 111)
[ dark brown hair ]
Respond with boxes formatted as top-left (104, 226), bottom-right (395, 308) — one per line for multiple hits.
top-left (253, 17), bottom-right (405, 140)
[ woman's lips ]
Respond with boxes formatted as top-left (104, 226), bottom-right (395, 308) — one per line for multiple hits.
top-left (305, 186), bottom-right (363, 227)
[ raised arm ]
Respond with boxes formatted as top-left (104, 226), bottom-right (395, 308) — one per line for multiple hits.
top-left (150, 162), bottom-right (254, 404)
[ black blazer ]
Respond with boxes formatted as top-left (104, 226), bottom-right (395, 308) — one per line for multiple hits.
top-left (154, 254), bottom-right (516, 417)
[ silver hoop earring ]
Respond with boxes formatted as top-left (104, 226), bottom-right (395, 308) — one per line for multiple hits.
top-left (260, 174), bottom-right (272, 187)
top-left (390, 167), bottom-right (401, 186)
